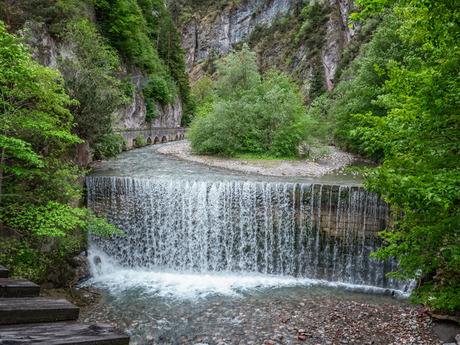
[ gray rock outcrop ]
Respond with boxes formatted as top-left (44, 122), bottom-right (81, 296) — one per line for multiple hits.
top-left (180, 0), bottom-right (357, 93)
top-left (182, 0), bottom-right (296, 72)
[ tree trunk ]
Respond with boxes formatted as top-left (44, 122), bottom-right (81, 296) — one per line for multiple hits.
top-left (0, 146), bottom-right (5, 204)
top-left (4, 0), bottom-right (12, 34)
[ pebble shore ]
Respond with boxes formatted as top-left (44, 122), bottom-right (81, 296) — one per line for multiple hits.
top-left (156, 142), bottom-right (357, 177)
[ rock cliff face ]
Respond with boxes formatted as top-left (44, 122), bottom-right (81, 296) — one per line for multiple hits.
top-left (114, 89), bottom-right (183, 129)
top-left (182, 0), bottom-right (295, 71)
top-left (322, 0), bottom-right (356, 91)
top-left (24, 23), bottom-right (182, 132)
top-left (179, 0), bottom-right (356, 94)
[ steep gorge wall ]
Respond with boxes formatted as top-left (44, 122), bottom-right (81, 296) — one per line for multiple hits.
top-left (25, 24), bottom-right (183, 131)
top-left (181, 0), bottom-right (294, 70)
top-left (178, 0), bottom-right (356, 95)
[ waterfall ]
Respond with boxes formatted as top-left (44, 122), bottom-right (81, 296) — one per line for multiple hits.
top-left (87, 176), bottom-right (404, 290)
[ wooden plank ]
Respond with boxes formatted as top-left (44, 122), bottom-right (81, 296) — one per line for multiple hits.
top-left (0, 298), bottom-right (80, 325)
top-left (0, 321), bottom-right (130, 345)
top-left (0, 265), bottom-right (9, 278)
top-left (0, 278), bottom-right (40, 298)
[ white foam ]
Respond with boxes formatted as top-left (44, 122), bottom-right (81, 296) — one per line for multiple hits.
top-left (83, 248), bottom-right (411, 300)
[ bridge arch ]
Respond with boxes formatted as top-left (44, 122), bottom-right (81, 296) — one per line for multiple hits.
top-left (161, 136), bottom-right (168, 143)
top-left (147, 137), bottom-right (153, 144)
top-left (154, 136), bottom-right (160, 144)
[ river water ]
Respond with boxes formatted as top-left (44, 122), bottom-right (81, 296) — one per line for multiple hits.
top-left (83, 142), bottom-right (416, 345)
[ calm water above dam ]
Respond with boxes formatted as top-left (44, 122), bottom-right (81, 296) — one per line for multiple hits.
top-left (84, 142), bottom-right (413, 345)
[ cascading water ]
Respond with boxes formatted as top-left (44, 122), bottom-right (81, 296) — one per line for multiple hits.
top-left (81, 146), bottom-right (422, 345)
top-left (87, 176), bottom-right (405, 291)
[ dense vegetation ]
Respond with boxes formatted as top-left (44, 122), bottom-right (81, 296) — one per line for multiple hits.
top-left (93, 0), bottom-right (194, 124)
top-left (304, 1), bottom-right (459, 310)
top-left (0, 0), bottom-right (191, 283)
top-left (0, 26), bottom-right (121, 282)
top-left (188, 45), bottom-right (311, 158)
top-left (351, 0), bottom-right (459, 311)
top-left (1, 0), bottom-right (194, 129)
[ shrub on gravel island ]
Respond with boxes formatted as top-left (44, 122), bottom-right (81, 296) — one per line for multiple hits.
top-left (188, 44), bottom-right (312, 158)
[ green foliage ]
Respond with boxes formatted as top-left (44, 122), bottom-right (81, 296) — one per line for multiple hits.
top-left (330, 14), bottom-right (407, 159)
top-left (0, 25), bottom-right (122, 282)
top-left (189, 45), bottom-right (311, 158)
top-left (351, 0), bottom-right (460, 310)
top-left (0, 237), bottom-right (47, 281)
top-left (121, 76), bottom-right (136, 103)
top-left (143, 75), bottom-right (174, 106)
top-left (333, 15), bottom-right (382, 81)
top-left (216, 45), bottom-right (260, 97)
top-left (0, 25), bottom-right (79, 185)
top-left (0, 0), bottom-right (90, 34)
top-left (93, 134), bottom-right (126, 161)
top-left (303, 93), bottom-right (334, 157)
top-left (295, 1), bottom-right (330, 49)
top-left (308, 65), bottom-right (326, 101)
top-left (134, 135), bottom-right (147, 148)
top-left (94, 0), bottom-right (194, 123)
top-left (248, 1), bottom-right (331, 103)
top-left (191, 76), bottom-right (214, 107)
top-left (60, 18), bottom-right (126, 147)
top-left (296, 2), bottom-right (331, 102)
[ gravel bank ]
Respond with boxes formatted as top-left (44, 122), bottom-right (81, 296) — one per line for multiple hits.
top-left (156, 141), bottom-right (357, 177)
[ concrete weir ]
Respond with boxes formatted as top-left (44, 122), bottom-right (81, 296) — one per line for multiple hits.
top-left (87, 178), bottom-right (402, 290)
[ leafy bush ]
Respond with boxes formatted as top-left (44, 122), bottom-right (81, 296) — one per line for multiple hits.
top-left (134, 135), bottom-right (147, 148)
top-left (143, 75), bottom-right (174, 105)
top-left (330, 13), bottom-right (407, 160)
top-left (189, 45), bottom-right (312, 158)
top-left (93, 134), bottom-right (126, 160)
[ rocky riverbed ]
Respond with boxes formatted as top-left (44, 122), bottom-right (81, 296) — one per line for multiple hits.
top-left (78, 285), bottom-right (460, 345)
top-left (156, 141), bottom-right (360, 177)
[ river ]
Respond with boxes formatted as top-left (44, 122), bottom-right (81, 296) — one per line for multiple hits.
top-left (81, 142), bottom-right (434, 345)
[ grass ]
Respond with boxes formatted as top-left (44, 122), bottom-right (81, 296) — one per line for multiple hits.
top-left (234, 152), bottom-right (299, 161)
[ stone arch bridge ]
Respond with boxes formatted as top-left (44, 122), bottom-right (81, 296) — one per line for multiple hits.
top-left (118, 127), bottom-right (187, 150)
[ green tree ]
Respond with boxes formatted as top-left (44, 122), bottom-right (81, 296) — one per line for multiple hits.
top-left (60, 18), bottom-right (126, 159)
top-left (0, 24), bottom-right (121, 281)
top-left (331, 13), bottom-right (407, 160)
top-left (350, 0), bottom-right (460, 310)
top-left (94, 0), bottom-right (194, 125)
top-left (189, 45), bottom-right (310, 157)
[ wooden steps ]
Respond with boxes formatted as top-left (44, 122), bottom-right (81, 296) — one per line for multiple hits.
top-left (0, 265), bottom-right (9, 278)
top-left (0, 266), bottom-right (130, 344)
top-left (0, 278), bottom-right (40, 298)
top-left (0, 321), bottom-right (130, 345)
top-left (0, 297), bottom-right (80, 325)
